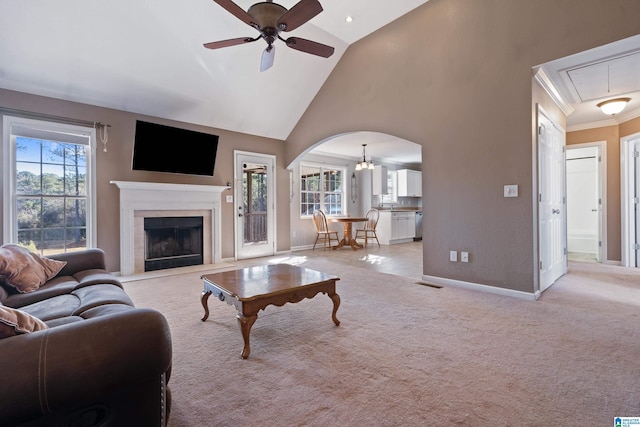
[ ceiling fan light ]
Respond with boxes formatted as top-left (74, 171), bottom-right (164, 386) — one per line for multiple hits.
top-left (597, 97), bottom-right (631, 115)
top-left (368, 161), bottom-right (374, 170)
top-left (247, 3), bottom-right (287, 29)
top-left (355, 163), bottom-right (362, 171)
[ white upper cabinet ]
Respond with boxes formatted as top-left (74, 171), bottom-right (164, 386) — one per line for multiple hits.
top-left (397, 169), bottom-right (422, 197)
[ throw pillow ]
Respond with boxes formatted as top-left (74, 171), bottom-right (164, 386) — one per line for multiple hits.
top-left (0, 305), bottom-right (48, 339)
top-left (0, 244), bottom-right (67, 293)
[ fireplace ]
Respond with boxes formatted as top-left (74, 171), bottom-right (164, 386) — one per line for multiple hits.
top-left (111, 181), bottom-right (228, 276)
top-left (144, 216), bottom-right (203, 271)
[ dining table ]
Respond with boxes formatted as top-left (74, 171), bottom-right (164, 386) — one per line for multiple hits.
top-left (330, 216), bottom-right (368, 250)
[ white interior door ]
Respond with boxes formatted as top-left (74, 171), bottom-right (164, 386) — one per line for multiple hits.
top-left (566, 145), bottom-right (603, 261)
top-left (235, 151), bottom-right (275, 260)
top-left (538, 109), bottom-right (567, 292)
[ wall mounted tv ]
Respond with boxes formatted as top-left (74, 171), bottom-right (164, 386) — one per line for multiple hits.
top-left (132, 120), bottom-right (219, 176)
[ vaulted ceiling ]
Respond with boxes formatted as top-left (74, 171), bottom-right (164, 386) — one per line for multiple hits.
top-left (0, 0), bottom-right (429, 141)
top-left (1, 2), bottom-right (639, 166)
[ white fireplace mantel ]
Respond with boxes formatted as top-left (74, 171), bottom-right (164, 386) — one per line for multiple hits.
top-left (110, 181), bottom-right (228, 276)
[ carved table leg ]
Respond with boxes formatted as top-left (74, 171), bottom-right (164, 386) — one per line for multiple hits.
top-left (328, 291), bottom-right (341, 326)
top-left (201, 290), bottom-right (212, 321)
top-left (237, 313), bottom-right (258, 359)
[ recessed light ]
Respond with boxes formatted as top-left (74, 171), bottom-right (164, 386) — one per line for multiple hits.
top-left (345, 16), bottom-right (353, 23)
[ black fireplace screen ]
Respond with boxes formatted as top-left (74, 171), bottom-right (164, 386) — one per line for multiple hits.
top-left (144, 216), bottom-right (203, 271)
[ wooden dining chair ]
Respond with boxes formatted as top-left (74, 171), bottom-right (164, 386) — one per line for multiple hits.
top-left (355, 209), bottom-right (381, 248)
top-left (312, 210), bottom-right (340, 250)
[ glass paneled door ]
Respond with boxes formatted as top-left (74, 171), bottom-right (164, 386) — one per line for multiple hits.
top-left (234, 151), bottom-right (275, 259)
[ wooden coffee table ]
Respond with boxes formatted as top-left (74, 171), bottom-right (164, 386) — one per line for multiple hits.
top-left (201, 264), bottom-right (340, 359)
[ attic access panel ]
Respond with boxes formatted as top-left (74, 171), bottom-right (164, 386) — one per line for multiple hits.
top-left (566, 51), bottom-right (640, 102)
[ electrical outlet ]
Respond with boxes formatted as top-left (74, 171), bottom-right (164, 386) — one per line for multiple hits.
top-left (461, 251), bottom-right (469, 263)
top-left (225, 195), bottom-right (233, 203)
top-left (449, 250), bottom-right (458, 262)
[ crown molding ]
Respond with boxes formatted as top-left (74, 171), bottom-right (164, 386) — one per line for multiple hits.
top-left (533, 67), bottom-right (575, 116)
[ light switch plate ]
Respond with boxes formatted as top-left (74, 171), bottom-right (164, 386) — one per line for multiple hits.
top-left (504, 184), bottom-right (518, 198)
top-left (226, 195), bottom-right (233, 203)
top-left (449, 250), bottom-right (458, 262)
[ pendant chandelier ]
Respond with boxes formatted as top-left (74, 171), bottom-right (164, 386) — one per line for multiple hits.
top-left (355, 144), bottom-right (374, 171)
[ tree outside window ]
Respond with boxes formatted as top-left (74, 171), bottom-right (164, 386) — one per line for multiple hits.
top-left (15, 137), bottom-right (88, 254)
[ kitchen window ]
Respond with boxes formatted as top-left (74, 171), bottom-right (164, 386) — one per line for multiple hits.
top-left (381, 170), bottom-right (398, 204)
top-left (300, 163), bottom-right (346, 217)
top-left (2, 116), bottom-right (97, 255)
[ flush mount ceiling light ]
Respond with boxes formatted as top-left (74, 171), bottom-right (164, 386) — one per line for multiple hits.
top-left (597, 97), bottom-right (631, 116)
top-left (355, 144), bottom-right (374, 171)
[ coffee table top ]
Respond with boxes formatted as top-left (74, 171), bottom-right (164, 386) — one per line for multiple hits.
top-left (201, 264), bottom-right (339, 301)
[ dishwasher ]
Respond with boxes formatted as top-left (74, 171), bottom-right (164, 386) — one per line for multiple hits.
top-left (414, 211), bottom-right (423, 241)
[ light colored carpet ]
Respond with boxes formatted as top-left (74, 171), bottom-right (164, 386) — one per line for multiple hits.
top-left (123, 258), bottom-right (640, 426)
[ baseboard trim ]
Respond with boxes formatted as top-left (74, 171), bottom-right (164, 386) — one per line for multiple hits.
top-left (421, 274), bottom-right (538, 301)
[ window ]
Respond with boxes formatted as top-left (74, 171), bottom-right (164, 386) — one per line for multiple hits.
top-left (381, 170), bottom-right (398, 204)
top-left (300, 163), bottom-right (346, 217)
top-left (2, 116), bottom-right (96, 255)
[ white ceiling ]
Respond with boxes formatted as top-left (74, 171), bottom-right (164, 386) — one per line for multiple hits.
top-left (538, 34), bottom-right (640, 131)
top-left (0, 0), bottom-right (429, 142)
top-left (1, 3), bottom-right (638, 166)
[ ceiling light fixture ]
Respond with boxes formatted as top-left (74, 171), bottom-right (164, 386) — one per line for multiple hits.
top-left (355, 144), bottom-right (374, 171)
top-left (597, 97), bottom-right (631, 116)
top-left (345, 16), bottom-right (353, 23)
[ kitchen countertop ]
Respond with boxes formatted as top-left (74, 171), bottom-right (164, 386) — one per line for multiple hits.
top-left (376, 207), bottom-right (421, 212)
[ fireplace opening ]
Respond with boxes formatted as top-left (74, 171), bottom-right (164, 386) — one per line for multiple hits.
top-left (144, 216), bottom-right (203, 271)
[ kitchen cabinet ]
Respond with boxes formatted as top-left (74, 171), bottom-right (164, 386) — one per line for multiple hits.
top-left (397, 169), bottom-right (422, 197)
top-left (372, 166), bottom-right (388, 195)
top-left (376, 211), bottom-right (415, 245)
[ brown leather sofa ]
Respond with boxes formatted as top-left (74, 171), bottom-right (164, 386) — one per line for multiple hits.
top-left (0, 248), bottom-right (172, 427)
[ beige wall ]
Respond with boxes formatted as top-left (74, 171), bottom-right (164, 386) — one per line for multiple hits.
top-left (0, 89), bottom-right (290, 272)
top-left (285, 0), bottom-right (640, 292)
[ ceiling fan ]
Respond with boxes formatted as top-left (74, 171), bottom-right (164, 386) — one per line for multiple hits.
top-left (204, 0), bottom-right (335, 72)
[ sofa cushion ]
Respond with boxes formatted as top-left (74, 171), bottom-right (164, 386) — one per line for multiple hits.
top-left (0, 244), bottom-right (67, 293)
top-left (0, 305), bottom-right (48, 338)
top-left (19, 295), bottom-right (82, 322)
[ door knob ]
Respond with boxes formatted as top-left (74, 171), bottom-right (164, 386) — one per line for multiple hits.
top-left (552, 209), bottom-right (560, 214)
top-left (238, 213), bottom-right (243, 217)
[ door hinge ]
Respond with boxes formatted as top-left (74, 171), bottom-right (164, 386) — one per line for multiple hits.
top-left (634, 243), bottom-right (640, 251)
top-left (539, 193), bottom-right (542, 202)
top-left (564, 247), bottom-right (567, 255)
top-left (539, 260), bottom-right (543, 270)
top-left (599, 240), bottom-right (602, 248)
top-left (634, 150), bottom-right (639, 158)
top-left (634, 197), bottom-right (639, 205)
top-left (538, 125), bottom-right (543, 135)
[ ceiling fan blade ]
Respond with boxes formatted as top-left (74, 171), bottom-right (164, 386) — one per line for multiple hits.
top-left (277, 0), bottom-right (323, 32)
top-left (261, 45), bottom-right (276, 72)
top-left (204, 37), bottom-right (257, 50)
top-left (212, 0), bottom-right (256, 26)
top-left (285, 37), bottom-right (334, 58)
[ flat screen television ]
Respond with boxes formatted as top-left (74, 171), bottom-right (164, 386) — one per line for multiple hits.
top-left (132, 120), bottom-right (219, 176)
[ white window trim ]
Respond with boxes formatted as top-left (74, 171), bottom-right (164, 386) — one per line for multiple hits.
top-left (300, 162), bottom-right (348, 218)
top-left (2, 115), bottom-right (97, 248)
